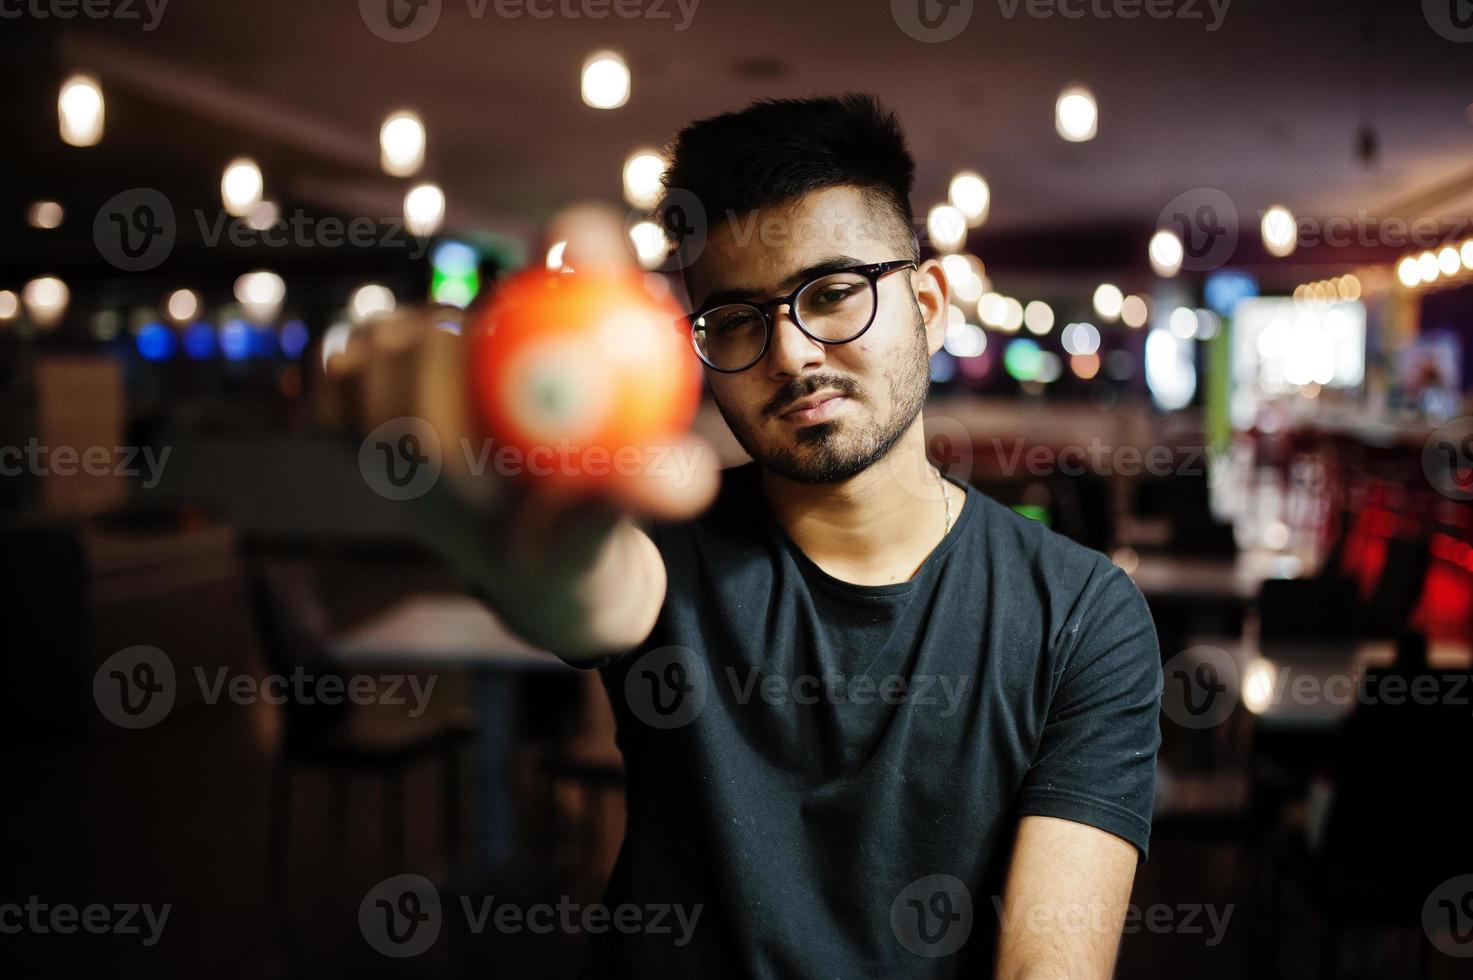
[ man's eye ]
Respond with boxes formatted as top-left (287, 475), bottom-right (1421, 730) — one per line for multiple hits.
top-left (717, 314), bottom-right (760, 334)
top-left (812, 285), bottom-right (858, 305)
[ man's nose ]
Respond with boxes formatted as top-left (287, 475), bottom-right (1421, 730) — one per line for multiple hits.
top-left (764, 305), bottom-right (825, 378)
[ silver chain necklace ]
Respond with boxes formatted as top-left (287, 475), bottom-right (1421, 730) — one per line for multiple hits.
top-left (933, 466), bottom-right (953, 536)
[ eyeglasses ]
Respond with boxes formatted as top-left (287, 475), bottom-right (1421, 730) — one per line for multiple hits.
top-left (683, 260), bottom-right (917, 373)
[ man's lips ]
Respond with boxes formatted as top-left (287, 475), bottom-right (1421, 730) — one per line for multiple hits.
top-left (777, 389), bottom-right (847, 424)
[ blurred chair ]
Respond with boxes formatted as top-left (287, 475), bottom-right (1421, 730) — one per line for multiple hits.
top-left (538, 753), bottom-right (625, 870)
top-left (1136, 469), bottom-right (1237, 558)
top-left (1266, 633), bottom-right (1469, 978)
top-left (242, 555), bottom-right (473, 895)
top-left (1257, 577), bottom-right (1364, 644)
top-left (527, 669), bottom-right (625, 873)
top-left (1360, 534), bottom-right (1432, 638)
top-left (0, 522), bottom-right (90, 740)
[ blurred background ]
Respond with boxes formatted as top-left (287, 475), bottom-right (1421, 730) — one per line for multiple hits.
top-left (4, 1), bottom-right (1473, 976)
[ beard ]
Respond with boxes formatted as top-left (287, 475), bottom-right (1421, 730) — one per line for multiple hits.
top-left (712, 302), bottom-right (931, 485)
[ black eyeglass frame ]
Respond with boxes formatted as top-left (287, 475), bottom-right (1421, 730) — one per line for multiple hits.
top-left (683, 259), bottom-right (918, 373)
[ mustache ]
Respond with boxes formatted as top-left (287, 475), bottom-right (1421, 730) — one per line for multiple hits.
top-left (762, 374), bottom-right (861, 419)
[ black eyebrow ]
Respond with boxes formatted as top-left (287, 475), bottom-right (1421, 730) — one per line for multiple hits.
top-left (695, 255), bottom-right (866, 311)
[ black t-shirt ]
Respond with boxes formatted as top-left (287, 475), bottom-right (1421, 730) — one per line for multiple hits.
top-left (576, 462), bottom-right (1163, 978)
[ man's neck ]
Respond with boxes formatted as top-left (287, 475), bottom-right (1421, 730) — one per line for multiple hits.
top-left (759, 419), bottom-right (962, 586)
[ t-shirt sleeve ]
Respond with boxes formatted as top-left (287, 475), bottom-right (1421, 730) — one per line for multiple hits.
top-left (1016, 561), bottom-right (1163, 861)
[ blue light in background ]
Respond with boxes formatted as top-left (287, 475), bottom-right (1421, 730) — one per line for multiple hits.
top-left (279, 319), bottom-right (309, 359)
top-left (220, 319), bottom-right (251, 361)
top-left (183, 321), bottom-right (217, 359)
top-left (1204, 270), bottom-right (1258, 318)
top-left (250, 323), bottom-right (278, 357)
top-left (432, 240), bottom-right (479, 277)
top-left (135, 322), bottom-right (176, 361)
top-left (929, 349), bottom-right (957, 383)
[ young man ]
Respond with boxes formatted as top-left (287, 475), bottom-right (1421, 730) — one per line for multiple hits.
top-left (333, 94), bottom-right (1162, 978)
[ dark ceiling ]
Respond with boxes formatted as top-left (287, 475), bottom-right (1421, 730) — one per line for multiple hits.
top-left (3, 0), bottom-right (1471, 288)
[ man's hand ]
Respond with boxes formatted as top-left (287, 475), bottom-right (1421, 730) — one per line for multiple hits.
top-left (994, 815), bottom-right (1139, 980)
top-left (316, 202), bottom-right (720, 659)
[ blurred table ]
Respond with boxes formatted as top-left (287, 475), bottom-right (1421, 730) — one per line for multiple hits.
top-left (331, 592), bottom-right (572, 870)
top-left (1178, 630), bottom-right (1472, 732)
top-left (1127, 549), bottom-right (1305, 605)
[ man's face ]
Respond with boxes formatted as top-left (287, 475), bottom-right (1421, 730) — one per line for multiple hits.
top-left (683, 185), bottom-right (948, 484)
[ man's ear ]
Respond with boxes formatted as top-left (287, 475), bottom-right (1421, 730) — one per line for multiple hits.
top-left (913, 258), bottom-right (949, 356)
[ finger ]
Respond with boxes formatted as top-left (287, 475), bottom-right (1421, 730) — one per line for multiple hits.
top-left (600, 433), bottom-right (721, 522)
top-left (544, 201), bottom-right (635, 275)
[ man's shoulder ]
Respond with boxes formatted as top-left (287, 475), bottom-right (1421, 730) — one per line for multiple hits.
top-left (967, 489), bottom-right (1116, 585)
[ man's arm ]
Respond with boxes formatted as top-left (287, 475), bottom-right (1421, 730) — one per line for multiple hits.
top-left (320, 203), bottom-right (716, 662)
top-left (994, 815), bottom-right (1139, 980)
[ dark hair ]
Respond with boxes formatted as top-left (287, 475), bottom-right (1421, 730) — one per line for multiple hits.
top-left (658, 93), bottom-right (919, 262)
